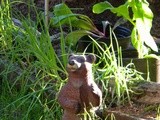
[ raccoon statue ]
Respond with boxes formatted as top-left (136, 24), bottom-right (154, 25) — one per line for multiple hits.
top-left (58, 54), bottom-right (102, 120)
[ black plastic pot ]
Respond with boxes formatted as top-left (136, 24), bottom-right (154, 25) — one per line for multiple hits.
top-left (76, 23), bottom-right (131, 53)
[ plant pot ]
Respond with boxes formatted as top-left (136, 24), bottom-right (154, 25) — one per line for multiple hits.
top-left (123, 58), bottom-right (160, 83)
top-left (76, 23), bottom-right (131, 53)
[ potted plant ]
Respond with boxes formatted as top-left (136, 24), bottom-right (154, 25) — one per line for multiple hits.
top-left (93, 0), bottom-right (160, 82)
top-left (51, 3), bottom-right (131, 52)
top-left (76, 20), bottom-right (131, 53)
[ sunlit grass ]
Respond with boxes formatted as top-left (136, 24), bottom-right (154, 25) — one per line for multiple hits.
top-left (0, 1), bottom-right (65, 119)
top-left (86, 27), bottom-right (143, 107)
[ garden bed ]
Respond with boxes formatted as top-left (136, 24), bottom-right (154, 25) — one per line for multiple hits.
top-left (2, 1), bottom-right (159, 120)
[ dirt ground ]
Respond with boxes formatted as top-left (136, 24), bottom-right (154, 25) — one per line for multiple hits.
top-left (106, 102), bottom-right (158, 119)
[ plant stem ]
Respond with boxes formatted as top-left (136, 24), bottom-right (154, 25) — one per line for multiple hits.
top-left (45, 0), bottom-right (49, 27)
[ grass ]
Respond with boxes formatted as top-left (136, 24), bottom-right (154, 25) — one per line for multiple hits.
top-left (88, 27), bottom-right (144, 107)
top-left (0, 1), bottom-right (158, 120)
top-left (0, 1), bottom-right (65, 119)
top-left (157, 105), bottom-right (160, 119)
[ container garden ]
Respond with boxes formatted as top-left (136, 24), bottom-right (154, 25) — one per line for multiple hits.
top-left (76, 22), bottom-right (131, 53)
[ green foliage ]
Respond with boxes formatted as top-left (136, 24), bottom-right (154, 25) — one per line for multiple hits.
top-left (0, 1), bottom-right (65, 119)
top-left (93, 0), bottom-right (158, 58)
top-left (0, 0), bottom-right (13, 50)
top-left (51, 3), bottom-right (104, 47)
top-left (52, 3), bottom-right (77, 26)
top-left (86, 28), bottom-right (144, 106)
top-left (23, 21), bottom-right (66, 77)
top-left (52, 3), bottom-right (100, 32)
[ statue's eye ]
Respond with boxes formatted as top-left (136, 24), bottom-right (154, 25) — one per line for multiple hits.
top-left (77, 56), bottom-right (85, 63)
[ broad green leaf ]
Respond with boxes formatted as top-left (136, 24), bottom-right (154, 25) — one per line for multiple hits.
top-left (141, 2), bottom-right (153, 19)
top-left (111, 3), bottom-right (131, 21)
top-left (52, 3), bottom-right (77, 26)
top-left (92, 1), bottom-right (113, 14)
top-left (76, 14), bottom-right (95, 26)
top-left (131, 27), bottom-right (139, 49)
top-left (51, 13), bottom-right (101, 34)
top-left (128, 0), bottom-right (156, 56)
top-left (136, 19), bottom-right (158, 52)
top-left (130, 1), bottom-right (143, 19)
top-left (51, 14), bottom-right (78, 26)
top-left (52, 3), bottom-right (103, 36)
top-left (71, 14), bottom-right (100, 33)
top-left (131, 26), bottom-right (147, 58)
top-left (72, 19), bottom-right (96, 32)
top-left (93, 1), bottom-right (132, 24)
top-left (54, 3), bottom-right (74, 17)
top-left (141, 2), bottom-right (153, 28)
top-left (130, 0), bottom-right (153, 27)
top-left (65, 30), bottom-right (91, 46)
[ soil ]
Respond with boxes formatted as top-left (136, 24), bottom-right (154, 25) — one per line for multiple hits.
top-left (11, 0), bottom-right (160, 119)
top-left (105, 102), bottom-right (158, 119)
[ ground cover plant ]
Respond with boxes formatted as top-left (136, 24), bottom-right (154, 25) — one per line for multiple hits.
top-left (0, 0), bottom-right (160, 120)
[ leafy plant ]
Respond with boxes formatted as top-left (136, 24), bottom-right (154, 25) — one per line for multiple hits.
top-left (51, 3), bottom-right (105, 48)
top-left (93, 0), bottom-right (158, 58)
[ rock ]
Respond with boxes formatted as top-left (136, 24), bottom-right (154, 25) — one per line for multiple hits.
top-left (132, 82), bottom-right (160, 104)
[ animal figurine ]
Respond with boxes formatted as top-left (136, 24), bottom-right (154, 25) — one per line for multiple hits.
top-left (58, 53), bottom-right (102, 120)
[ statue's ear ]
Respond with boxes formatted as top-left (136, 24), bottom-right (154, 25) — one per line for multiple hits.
top-left (87, 54), bottom-right (96, 63)
top-left (68, 53), bottom-right (74, 58)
